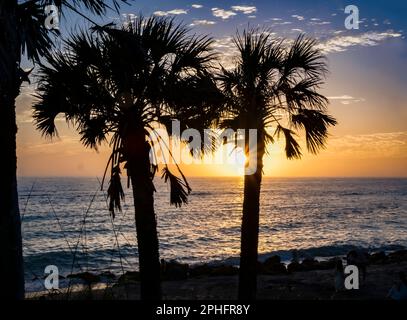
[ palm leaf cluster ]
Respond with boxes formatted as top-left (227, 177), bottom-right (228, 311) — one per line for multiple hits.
top-left (218, 29), bottom-right (337, 159)
top-left (33, 16), bottom-right (222, 215)
top-left (1, 0), bottom-right (127, 93)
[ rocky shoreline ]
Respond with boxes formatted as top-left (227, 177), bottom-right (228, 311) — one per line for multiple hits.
top-left (28, 249), bottom-right (407, 300)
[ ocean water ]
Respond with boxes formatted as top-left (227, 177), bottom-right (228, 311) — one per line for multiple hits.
top-left (18, 177), bottom-right (407, 292)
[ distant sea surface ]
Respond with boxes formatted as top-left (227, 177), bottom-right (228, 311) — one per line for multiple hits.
top-left (18, 177), bottom-right (407, 292)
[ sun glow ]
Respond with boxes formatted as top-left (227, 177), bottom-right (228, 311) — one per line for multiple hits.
top-left (225, 145), bottom-right (246, 176)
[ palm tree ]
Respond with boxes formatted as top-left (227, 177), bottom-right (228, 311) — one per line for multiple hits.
top-left (218, 29), bottom-right (337, 300)
top-left (0, 0), bottom-right (127, 300)
top-left (33, 16), bottom-right (222, 300)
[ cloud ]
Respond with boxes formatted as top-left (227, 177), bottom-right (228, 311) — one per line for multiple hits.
top-left (272, 21), bottom-right (292, 26)
top-left (190, 19), bottom-right (216, 26)
top-left (309, 21), bottom-right (331, 26)
top-left (327, 131), bottom-right (407, 159)
top-left (212, 36), bottom-right (238, 69)
top-left (211, 8), bottom-right (236, 20)
top-left (121, 13), bottom-right (137, 27)
top-left (153, 9), bottom-right (188, 16)
top-left (121, 13), bottom-right (137, 21)
top-left (291, 15), bottom-right (304, 21)
top-left (328, 95), bottom-right (366, 105)
top-left (328, 95), bottom-right (355, 100)
top-left (317, 31), bottom-right (403, 53)
top-left (191, 4), bottom-right (203, 9)
top-left (291, 28), bottom-right (303, 33)
top-left (231, 5), bottom-right (257, 14)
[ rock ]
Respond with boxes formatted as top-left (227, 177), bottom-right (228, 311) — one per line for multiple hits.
top-left (316, 259), bottom-right (337, 270)
top-left (369, 251), bottom-right (388, 264)
top-left (210, 265), bottom-right (238, 276)
top-left (264, 255), bottom-right (281, 266)
top-left (287, 261), bottom-right (302, 273)
top-left (189, 264), bottom-right (213, 277)
top-left (260, 255), bottom-right (286, 274)
top-left (257, 261), bottom-right (266, 273)
top-left (347, 249), bottom-right (370, 265)
top-left (263, 263), bottom-right (287, 275)
top-left (388, 250), bottom-right (407, 263)
top-left (301, 258), bottom-right (320, 271)
top-left (161, 260), bottom-right (189, 280)
top-left (189, 264), bottom-right (238, 277)
top-left (117, 271), bottom-right (140, 284)
top-left (67, 272), bottom-right (100, 283)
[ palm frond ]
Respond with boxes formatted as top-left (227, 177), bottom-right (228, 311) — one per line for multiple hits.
top-left (219, 28), bottom-right (335, 161)
top-left (42, 0), bottom-right (127, 16)
top-left (275, 125), bottom-right (302, 159)
top-left (79, 116), bottom-right (108, 150)
top-left (283, 77), bottom-right (328, 111)
top-left (161, 166), bottom-right (191, 207)
top-left (17, 0), bottom-right (56, 62)
top-left (282, 34), bottom-right (328, 79)
top-left (291, 109), bottom-right (337, 154)
top-left (107, 165), bottom-right (125, 218)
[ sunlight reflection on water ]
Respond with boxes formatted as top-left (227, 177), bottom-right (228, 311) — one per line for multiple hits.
top-left (19, 177), bottom-right (407, 291)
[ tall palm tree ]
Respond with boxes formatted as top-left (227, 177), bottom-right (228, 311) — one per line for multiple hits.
top-left (33, 16), bottom-right (222, 300)
top-left (0, 0), bottom-right (127, 300)
top-left (219, 29), bottom-right (337, 300)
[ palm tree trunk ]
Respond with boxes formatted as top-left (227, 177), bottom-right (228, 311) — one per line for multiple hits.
top-left (0, 0), bottom-right (25, 299)
top-left (125, 130), bottom-right (162, 300)
top-left (238, 137), bottom-right (264, 300)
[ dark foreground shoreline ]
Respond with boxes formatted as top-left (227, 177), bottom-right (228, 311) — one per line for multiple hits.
top-left (27, 250), bottom-right (407, 300)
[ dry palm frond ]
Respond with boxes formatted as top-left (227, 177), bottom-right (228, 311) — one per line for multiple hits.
top-left (161, 166), bottom-right (191, 207)
top-left (275, 125), bottom-right (302, 159)
top-left (107, 166), bottom-right (125, 218)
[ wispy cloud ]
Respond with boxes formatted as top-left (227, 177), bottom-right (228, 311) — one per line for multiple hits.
top-left (191, 4), bottom-right (203, 9)
top-left (153, 9), bottom-right (188, 16)
top-left (121, 13), bottom-right (137, 21)
top-left (212, 36), bottom-right (238, 69)
top-left (190, 19), bottom-right (216, 26)
top-left (328, 95), bottom-right (366, 105)
top-left (328, 131), bottom-right (407, 159)
top-left (272, 21), bottom-right (292, 26)
top-left (121, 13), bottom-right (137, 27)
top-left (291, 15), bottom-right (304, 21)
top-left (211, 8), bottom-right (236, 20)
top-left (309, 21), bottom-right (331, 26)
top-left (231, 5), bottom-right (257, 14)
top-left (317, 31), bottom-right (403, 53)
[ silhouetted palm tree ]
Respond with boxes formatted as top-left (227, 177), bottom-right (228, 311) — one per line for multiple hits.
top-left (219, 29), bottom-right (337, 299)
top-left (33, 16), bottom-right (222, 300)
top-left (0, 0), bottom-right (126, 300)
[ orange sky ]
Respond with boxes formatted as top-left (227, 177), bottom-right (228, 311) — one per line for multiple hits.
top-left (15, 4), bottom-right (407, 178)
top-left (16, 47), bottom-right (407, 178)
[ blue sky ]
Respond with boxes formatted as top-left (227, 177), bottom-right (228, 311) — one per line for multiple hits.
top-left (45, 0), bottom-right (407, 135)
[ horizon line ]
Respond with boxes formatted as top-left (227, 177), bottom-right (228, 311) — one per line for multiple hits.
top-left (17, 175), bottom-right (407, 179)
